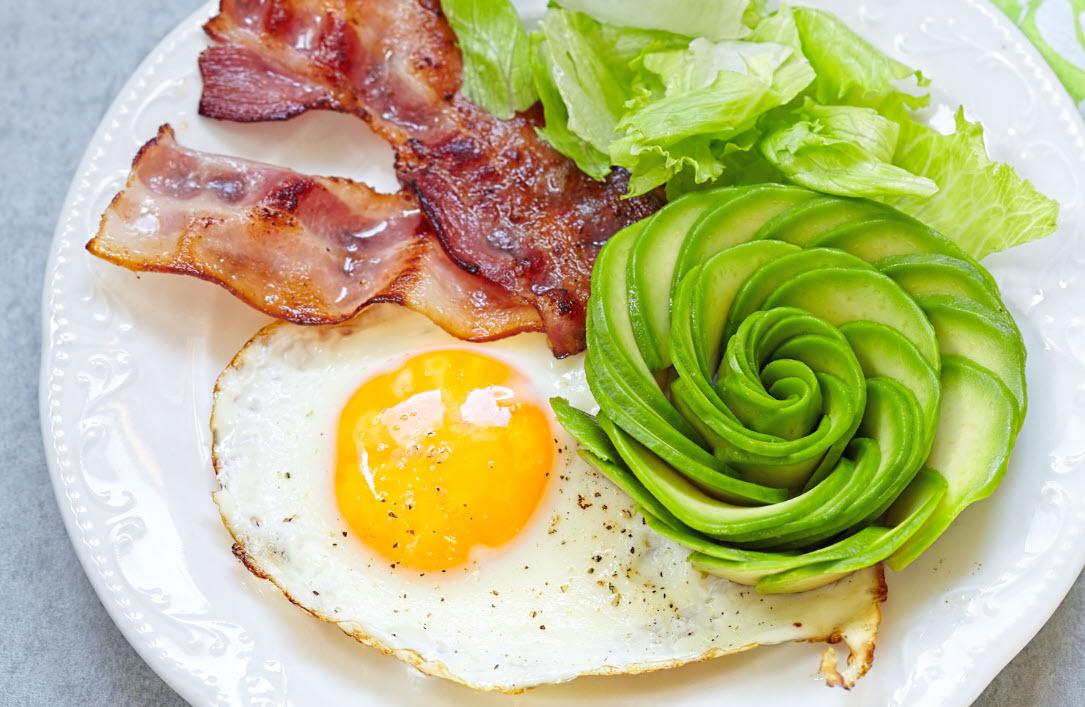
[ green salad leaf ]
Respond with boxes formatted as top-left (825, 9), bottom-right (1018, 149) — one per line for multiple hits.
top-left (759, 101), bottom-right (938, 198)
top-left (878, 108), bottom-right (1060, 259)
top-left (440, 0), bottom-right (1058, 256)
top-left (441, 0), bottom-right (537, 120)
top-left (612, 32), bottom-right (814, 194)
top-left (529, 33), bottom-right (613, 179)
top-left (533, 10), bottom-right (637, 156)
top-left (791, 7), bottom-right (927, 109)
top-left (556, 0), bottom-right (764, 41)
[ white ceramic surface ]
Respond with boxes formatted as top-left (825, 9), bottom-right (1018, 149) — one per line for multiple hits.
top-left (40, 1), bottom-right (1085, 705)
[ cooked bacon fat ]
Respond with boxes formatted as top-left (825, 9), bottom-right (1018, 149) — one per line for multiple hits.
top-left (200, 0), bottom-right (661, 355)
top-left (88, 125), bottom-right (543, 341)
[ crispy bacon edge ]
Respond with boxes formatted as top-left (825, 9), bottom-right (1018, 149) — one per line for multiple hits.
top-left (86, 125), bottom-right (544, 343)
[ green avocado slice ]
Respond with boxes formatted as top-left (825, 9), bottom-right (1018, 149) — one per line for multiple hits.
top-left (888, 357), bottom-right (1018, 570)
top-left (810, 216), bottom-right (1001, 294)
top-left (754, 195), bottom-right (892, 245)
top-left (751, 468), bottom-right (947, 593)
top-left (671, 186), bottom-right (816, 304)
top-left (670, 307), bottom-right (867, 488)
top-left (600, 413), bottom-right (857, 541)
top-left (587, 223), bottom-right (778, 502)
top-left (586, 220), bottom-right (699, 439)
top-left (916, 295), bottom-right (1027, 423)
top-left (764, 267), bottom-right (941, 369)
top-left (875, 253), bottom-right (1003, 310)
top-left (628, 188), bottom-right (735, 371)
top-left (672, 240), bottom-right (801, 380)
top-left (740, 377), bottom-right (926, 551)
top-left (811, 216), bottom-right (970, 260)
top-left (723, 247), bottom-right (874, 343)
top-left (549, 397), bottom-right (618, 464)
top-left (840, 321), bottom-right (941, 454)
top-left (686, 469), bottom-right (944, 591)
top-left (585, 343), bottom-right (786, 505)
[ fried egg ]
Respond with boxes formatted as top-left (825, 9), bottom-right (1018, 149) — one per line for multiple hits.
top-left (211, 305), bottom-right (884, 692)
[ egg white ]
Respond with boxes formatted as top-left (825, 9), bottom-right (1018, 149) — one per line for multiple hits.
top-left (211, 305), bottom-right (883, 692)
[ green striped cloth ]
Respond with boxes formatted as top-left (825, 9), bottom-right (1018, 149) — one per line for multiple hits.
top-left (992, 0), bottom-right (1085, 113)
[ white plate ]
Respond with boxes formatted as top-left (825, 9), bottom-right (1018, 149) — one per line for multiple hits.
top-left (40, 1), bottom-right (1085, 705)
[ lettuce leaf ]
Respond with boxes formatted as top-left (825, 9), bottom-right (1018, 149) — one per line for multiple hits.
top-left (440, 1), bottom-right (1058, 257)
top-left (792, 7), bottom-right (927, 109)
top-left (665, 129), bottom-right (784, 199)
top-left (760, 101), bottom-right (938, 198)
top-left (529, 32), bottom-right (613, 179)
top-left (556, 0), bottom-right (764, 41)
top-left (878, 108), bottom-right (1060, 259)
top-left (612, 30), bottom-right (814, 194)
top-left (532, 10), bottom-right (685, 151)
top-left (441, 0), bottom-right (537, 120)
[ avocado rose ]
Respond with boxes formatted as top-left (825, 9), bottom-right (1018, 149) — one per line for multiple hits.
top-left (553, 184), bottom-right (1025, 594)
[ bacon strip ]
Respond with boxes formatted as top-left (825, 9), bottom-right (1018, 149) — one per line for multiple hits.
top-left (198, 0), bottom-right (661, 355)
top-left (88, 125), bottom-right (543, 342)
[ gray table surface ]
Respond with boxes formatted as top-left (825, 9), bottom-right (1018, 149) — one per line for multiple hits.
top-left (3, 1), bottom-right (1083, 705)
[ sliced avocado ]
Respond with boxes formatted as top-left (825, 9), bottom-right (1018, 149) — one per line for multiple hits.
top-left (810, 216), bottom-right (1000, 294)
top-left (724, 247), bottom-right (874, 343)
top-left (669, 308), bottom-right (867, 490)
top-left (628, 189), bottom-right (735, 371)
top-left (875, 253), bottom-right (1003, 311)
top-left (586, 225), bottom-right (753, 500)
top-left (671, 186), bottom-right (816, 305)
top-left (671, 240), bottom-right (801, 380)
top-left (752, 468), bottom-right (947, 593)
top-left (585, 343), bottom-right (784, 505)
top-left (557, 186), bottom-right (1028, 594)
top-left (600, 414), bottom-right (857, 542)
top-left (763, 267), bottom-right (941, 369)
top-left (916, 295), bottom-right (1027, 422)
top-left (589, 216), bottom-right (788, 505)
top-left (811, 216), bottom-right (970, 260)
top-left (888, 357), bottom-right (1018, 570)
top-left (685, 468), bottom-right (945, 589)
top-left (587, 221), bottom-right (699, 439)
top-left (840, 321), bottom-right (941, 450)
top-left (741, 377), bottom-right (925, 551)
top-left (549, 397), bottom-right (618, 464)
top-left (754, 195), bottom-right (891, 245)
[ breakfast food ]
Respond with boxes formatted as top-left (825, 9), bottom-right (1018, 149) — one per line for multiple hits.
top-left (79, 0), bottom-right (1062, 695)
top-left (197, 0), bottom-right (662, 355)
top-left (211, 305), bottom-right (886, 691)
top-left (89, 125), bottom-right (543, 341)
top-left (555, 184), bottom-right (1025, 592)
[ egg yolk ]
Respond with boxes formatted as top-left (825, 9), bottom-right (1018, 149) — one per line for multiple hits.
top-left (334, 349), bottom-right (554, 570)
